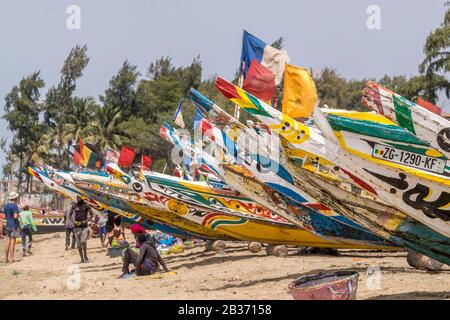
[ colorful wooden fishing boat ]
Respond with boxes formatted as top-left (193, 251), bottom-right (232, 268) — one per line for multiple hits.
top-left (144, 170), bottom-right (288, 224)
top-left (187, 92), bottom-right (397, 249)
top-left (106, 164), bottom-right (370, 247)
top-left (363, 81), bottom-right (450, 159)
top-left (286, 159), bottom-right (450, 265)
top-left (65, 169), bottom-right (231, 240)
top-left (316, 110), bottom-right (450, 238)
top-left (325, 111), bottom-right (449, 176)
top-left (215, 77), bottom-right (450, 236)
top-left (28, 166), bottom-right (217, 240)
top-left (211, 78), bottom-right (450, 262)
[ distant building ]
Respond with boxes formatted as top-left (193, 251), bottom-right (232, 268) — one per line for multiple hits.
top-left (0, 179), bottom-right (65, 211)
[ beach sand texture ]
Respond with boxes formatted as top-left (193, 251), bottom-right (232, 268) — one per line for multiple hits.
top-left (0, 231), bottom-right (449, 300)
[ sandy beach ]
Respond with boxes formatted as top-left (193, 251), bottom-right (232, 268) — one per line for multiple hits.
top-left (1, 230), bottom-right (449, 300)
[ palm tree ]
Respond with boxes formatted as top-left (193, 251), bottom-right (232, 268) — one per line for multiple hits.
top-left (88, 105), bottom-right (130, 151)
top-left (62, 97), bottom-right (99, 168)
top-left (419, 4), bottom-right (450, 100)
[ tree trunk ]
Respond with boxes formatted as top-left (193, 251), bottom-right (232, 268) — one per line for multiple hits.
top-left (18, 140), bottom-right (23, 193)
top-left (25, 170), bottom-right (30, 193)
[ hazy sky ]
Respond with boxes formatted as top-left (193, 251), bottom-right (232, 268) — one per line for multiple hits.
top-left (0, 0), bottom-right (448, 168)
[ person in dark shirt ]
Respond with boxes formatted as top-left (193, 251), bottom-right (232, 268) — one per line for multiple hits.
top-left (69, 196), bottom-right (94, 263)
top-left (4, 192), bottom-right (20, 263)
top-left (120, 233), bottom-right (169, 278)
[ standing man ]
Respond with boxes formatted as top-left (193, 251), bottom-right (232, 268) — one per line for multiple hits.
top-left (97, 211), bottom-right (108, 247)
top-left (4, 192), bottom-right (20, 263)
top-left (69, 196), bottom-right (94, 263)
top-left (64, 202), bottom-right (76, 250)
top-left (19, 205), bottom-right (37, 257)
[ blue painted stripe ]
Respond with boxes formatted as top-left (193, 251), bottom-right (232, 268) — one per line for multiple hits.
top-left (266, 182), bottom-right (307, 203)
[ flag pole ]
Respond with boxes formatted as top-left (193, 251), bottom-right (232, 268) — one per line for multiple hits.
top-left (234, 61), bottom-right (245, 120)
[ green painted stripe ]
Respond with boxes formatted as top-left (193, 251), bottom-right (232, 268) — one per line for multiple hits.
top-left (327, 114), bottom-right (426, 146)
top-left (211, 217), bottom-right (247, 230)
top-left (393, 95), bottom-right (416, 135)
top-left (246, 94), bottom-right (273, 118)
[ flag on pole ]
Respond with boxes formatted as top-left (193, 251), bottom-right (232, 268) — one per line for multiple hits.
top-left (241, 30), bottom-right (289, 85)
top-left (141, 154), bottom-right (153, 170)
top-left (281, 64), bottom-right (318, 119)
top-left (192, 108), bottom-right (205, 130)
top-left (118, 145), bottom-right (136, 168)
top-left (73, 147), bottom-right (81, 165)
top-left (242, 60), bottom-right (276, 103)
top-left (173, 98), bottom-right (186, 128)
top-left (79, 139), bottom-right (98, 169)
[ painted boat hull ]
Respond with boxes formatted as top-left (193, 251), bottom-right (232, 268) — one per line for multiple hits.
top-left (288, 164), bottom-right (450, 265)
top-left (79, 169), bottom-right (360, 247)
top-left (222, 165), bottom-right (395, 250)
top-left (29, 167), bottom-right (218, 240)
top-left (214, 77), bottom-right (450, 244)
top-left (363, 81), bottom-right (450, 159)
top-left (319, 114), bottom-right (450, 238)
top-left (189, 87), bottom-right (394, 248)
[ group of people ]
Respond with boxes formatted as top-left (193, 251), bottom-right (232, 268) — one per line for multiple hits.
top-left (2, 192), bottom-right (169, 277)
top-left (63, 195), bottom-right (169, 277)
top-left (3, 192), bottom-right (37, 263)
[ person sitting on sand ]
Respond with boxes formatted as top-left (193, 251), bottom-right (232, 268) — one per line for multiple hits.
top-left (97, 211), bottom-right (108, 247)
top-left (19, 205), bottom-right (37, 257)
top-left (130, 223), bottom-right (157, 246)
top-left (4, 192), bottom-right (20, 263)
top-left (69, 196), bottom-right (94, 263)
top-left (120, 233), bottom-right (169, 278)
top-left (106, 215), bottom-right (125, 248)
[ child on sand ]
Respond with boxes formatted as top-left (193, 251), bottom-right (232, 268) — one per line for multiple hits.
top-left (19, 205), bottom-right (37, 257)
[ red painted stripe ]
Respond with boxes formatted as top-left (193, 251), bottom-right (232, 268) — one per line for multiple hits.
top-left (341, 168), bottom-right (378, 195)
top-left (215, 77), bottom-right (240, 100)
top-left (306, 203), bottom-right (330, 211)
top-left (202, 213), bottom-right (222, 226)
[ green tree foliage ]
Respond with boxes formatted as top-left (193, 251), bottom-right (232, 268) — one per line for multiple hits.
top-left (100, 60), bottom-right (140, 119)
top-left (43, 44), bottom-right (90, 168)
top-left (2, 71), bottom-right (45, 190)
top-left (419, 2), bottom-right (450, 100)
top-left (134, 56), bottom-right (203, 160)
top-left (313, 68), bottom-right (366, 110)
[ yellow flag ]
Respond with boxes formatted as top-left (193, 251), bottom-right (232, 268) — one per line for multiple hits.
top-left (282, 64), bottom-right (318, 119)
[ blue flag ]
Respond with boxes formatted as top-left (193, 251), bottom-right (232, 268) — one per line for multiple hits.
top-left (192, 108), bottom-right (205, 130)
top-left (241, 30), bottom-right (266, 77)
top-left (173, 98), bottom-right (185, 128)
top-left (240, 30), bottom-right (289, 84)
